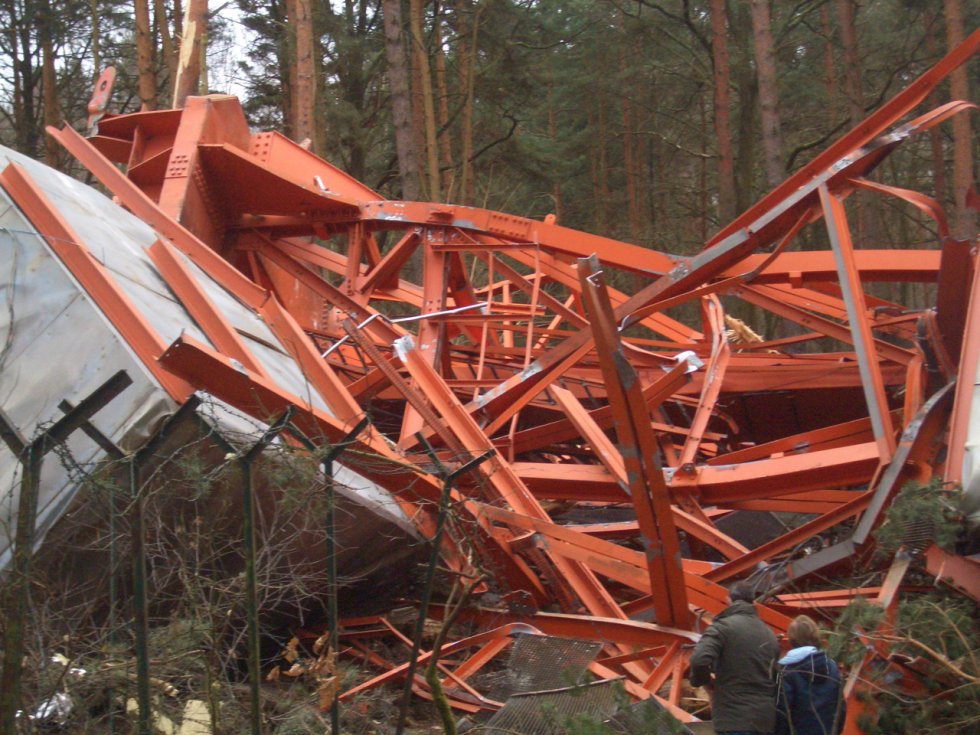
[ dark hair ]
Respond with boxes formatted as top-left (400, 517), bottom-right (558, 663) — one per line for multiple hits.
top-left (729, 582), bottom-right (755, 603)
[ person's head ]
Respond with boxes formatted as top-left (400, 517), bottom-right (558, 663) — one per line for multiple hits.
top-left (728, 582), bottom-right (755, 604)
top-left (787, 614), bottom-right (822, 648)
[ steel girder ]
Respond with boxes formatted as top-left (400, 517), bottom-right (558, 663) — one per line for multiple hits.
top-left (27, 27), bottom-right (980, 731)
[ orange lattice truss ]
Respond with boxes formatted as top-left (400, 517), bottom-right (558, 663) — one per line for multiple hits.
top-left (15, 28), bottom-right (977, 730)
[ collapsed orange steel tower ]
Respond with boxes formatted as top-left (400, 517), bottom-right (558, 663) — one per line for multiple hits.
top-left (4, 27), bottom-right (978, 733)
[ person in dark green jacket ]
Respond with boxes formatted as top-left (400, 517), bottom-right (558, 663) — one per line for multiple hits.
top-left (689, 583), bottom-right (780, 735)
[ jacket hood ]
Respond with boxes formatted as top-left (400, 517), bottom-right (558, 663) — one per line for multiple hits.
top-left (780, 647), bottom-right (834, 682)
top-left (779, 645), bottom-right (819, 665)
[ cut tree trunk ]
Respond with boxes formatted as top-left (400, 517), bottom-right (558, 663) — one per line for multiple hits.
top-left (172, 0), bottom-right (207, 108)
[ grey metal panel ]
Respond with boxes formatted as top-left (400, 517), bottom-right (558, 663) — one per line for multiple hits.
top-left (0, 145), bottom-right (414, 571)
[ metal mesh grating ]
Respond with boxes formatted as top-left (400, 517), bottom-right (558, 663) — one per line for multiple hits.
top-left (902, 517), bottom-right (937, 553)
top-left (480, 679), bottom-right (623, 735)
top-left (610, 698), bottom-right (702, 735)
top-left (503, 633), bottom-right (603, 695)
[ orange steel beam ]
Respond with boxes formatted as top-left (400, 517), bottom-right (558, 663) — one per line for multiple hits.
top-left (735, 284), bottom-right (916, 367)
top-left (706, 27), bottom-right (980, 251)
top-left (147, 238), bottom-right (269, 378)
top-left (48, 123), bottom-right (269, 309)
top-left (513, 442), bottom-right (881, 503)
top-left (462, 89), bottom-right (939, 440)
top-left (577, 255), bottom-right (690, 628)
top-left (339, 622), bottom-right (542, 704)
top-left (157, 334), bottom-right (445, 506)
top-left (820, 184), bottom-right (897, 461)
top-left (924, 545), bottom-right (980, 602)
top-left (256, 294), bottom-right (368, 425)
top-left (0, 163), bottom-right (193, 400)
top-left (706, 414), bottom-right (890, 466)
top-left (676, 297), bottom-right (731, 469)
top-left (549, 386), bottom-right (746, 562)
top-left (468, 501), bottom-right (790, 630)
top-left (725, 250), bottom-right (942, 284)
top-left (253, 240), bottom-right (403, 344)
top-left (359, 200), bottom-right (680, 277)
top-left (36, 27), bottom-right (979, 728)
top-left (395, 335), bottom-right (631, 621)
top-left (498, 359), bottom-right (692, 455)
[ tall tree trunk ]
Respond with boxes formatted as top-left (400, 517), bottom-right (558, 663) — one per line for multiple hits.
top-left (836, 0), bottom-right (863, 126)
top-left (9, 4), bottom-right (42, 156)
top-left (622, 91), bottom-right (641, 241)
top-left (91, 0), bottom-right (101, 79)
top-left (411, 45), bottom-right (427, 196)
top-left (731, 3), bottom-right (757, 213)
top-left (410, 0), bottom-right (441, 200)
top-left (286, 0), bottom-right (316, 147)
top-left (589, 104), bottom-right (600, 229)
top-left (173, 0), bottom-right (183, 41)
top-left (153, 0), bottom-right (176, 90)
top-left (135, 0), bottom-right (157, 110)
top-left (837, 0), bottom-right (876, 244)
top-left (699, 93), bottom-right (708, 243)
top-left (943, 0), bottom-right (976, 239)
top-left (618, 13), bottom-right (641, 244)
top-left (710, 0), bottom-right (736, 225)
top-left (647, 73), bottom-right (660, 241)
top-left (547, 71), bottom-right (562, 220)
top-left (12, 22), bottom-right (25, 153)
top-left (749, 0), bottom-right (783, 189)
top-left (285, 0), bottom-right (298, 139)
top-left (382, 0), bottom-right (421, 200)
top-left (596, 96), bottom-right (610, 232)
top-left (924, 13), bottom-right (947, 207)
top-left (40, 0), bottom-right (61, 168)
top-left (172, 0), bottom-right (206, 107)
top-left (820, 4), bottom-right (837, 127)
top-left (434, 11), bottom-right (454, 196)
top-left (199, 20), bottom-right (208, 94)
top-left (455, 0), bottom-right (479, 205)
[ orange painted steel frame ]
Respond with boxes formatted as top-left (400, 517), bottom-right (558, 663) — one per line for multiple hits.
top-left (23, 26), bottom-right (979, 731)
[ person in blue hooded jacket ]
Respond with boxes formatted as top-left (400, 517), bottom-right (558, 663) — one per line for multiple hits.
top-left (775, 615), bottom-right (846, 735)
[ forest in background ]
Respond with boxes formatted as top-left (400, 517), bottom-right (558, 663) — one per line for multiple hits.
top-left (1, 0), bottom-right (976, 258)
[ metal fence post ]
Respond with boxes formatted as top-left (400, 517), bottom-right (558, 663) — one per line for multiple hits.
top-left (394, 442), bottom-right (494, 735)
top-left (0, 370), bottom-right (131, 734)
